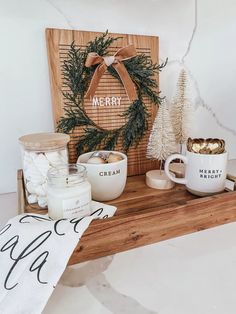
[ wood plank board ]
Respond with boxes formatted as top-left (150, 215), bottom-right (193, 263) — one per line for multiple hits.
top-left (17, 170), bottom-right (236, 265)
top-left (46, 28), bottom-right (160, 176)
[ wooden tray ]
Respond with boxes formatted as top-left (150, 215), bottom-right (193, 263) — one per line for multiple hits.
top-left (17, 170), bottom-right (236, 265)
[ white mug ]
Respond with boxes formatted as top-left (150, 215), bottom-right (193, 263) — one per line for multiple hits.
top-left (165, 151), bottom-right (228, 196)
top-left (77, 151), bottom-right (127, 201)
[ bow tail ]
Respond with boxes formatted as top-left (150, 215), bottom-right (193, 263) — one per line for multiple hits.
top-left (113, 62), bottom-right (138, 101)
top-left (85, 63), bottom-right (107, 99)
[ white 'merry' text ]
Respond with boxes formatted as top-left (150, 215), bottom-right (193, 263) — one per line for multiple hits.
top-left (92, 97), bottom-right (122, 107)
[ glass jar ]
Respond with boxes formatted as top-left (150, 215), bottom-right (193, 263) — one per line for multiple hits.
top-left (19, 133), bottom-right (70, 208)
top-left (47, 164), bottom-right (92, 220)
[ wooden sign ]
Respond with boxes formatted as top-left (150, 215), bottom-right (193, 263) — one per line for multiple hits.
top-left (46, 28), bottom-right (160, 176)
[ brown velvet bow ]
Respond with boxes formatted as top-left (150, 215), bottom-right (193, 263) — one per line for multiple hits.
top-left (85, 44), bottom-right (138, 101)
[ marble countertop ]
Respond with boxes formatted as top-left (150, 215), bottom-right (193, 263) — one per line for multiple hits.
top-left (1, 193), bottom-right (236, 314)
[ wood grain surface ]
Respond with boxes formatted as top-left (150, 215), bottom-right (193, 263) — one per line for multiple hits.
top-left (46, 28), bottom-right (160, 176)
top-left (18, 170), bottom-right (236, 265)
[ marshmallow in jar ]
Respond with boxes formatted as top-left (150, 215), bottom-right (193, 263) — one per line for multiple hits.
top-left (19, 133), bottom-right (70, 208)
top-left (47, 164), bottom-right (92, 220)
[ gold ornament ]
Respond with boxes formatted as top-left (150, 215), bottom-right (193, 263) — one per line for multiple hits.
top-left (187, 138), bottom-right (225, 154)
top-left (87, 156), bottom-right (106, 164)
top-left (107, 153), bottom-right (123, 163)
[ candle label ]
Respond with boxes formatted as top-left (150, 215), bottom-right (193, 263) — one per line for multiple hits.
top-left (62, 193), bottom-right (91, 218)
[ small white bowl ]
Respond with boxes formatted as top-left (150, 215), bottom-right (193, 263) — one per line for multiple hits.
top-left (77, 151), bottom-right (127, 201)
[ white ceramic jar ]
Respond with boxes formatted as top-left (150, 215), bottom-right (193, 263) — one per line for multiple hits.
top-left (47, 164), bottom-right (92, 220)
top-left (19, 133), bottom-right (70, 207)
top-left (77, 151), bottom-right (127, 201)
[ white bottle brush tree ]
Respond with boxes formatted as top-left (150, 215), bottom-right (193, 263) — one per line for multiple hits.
top-left (171, 69), bottom-right (193, 154)
top-left (146, 99), bottom-right (177, 172)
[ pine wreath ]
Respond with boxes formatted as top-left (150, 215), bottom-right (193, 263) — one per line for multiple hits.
top-left (57, 31), bottom-right (167, 155)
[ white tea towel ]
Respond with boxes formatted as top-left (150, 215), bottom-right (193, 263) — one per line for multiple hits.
top-left (0, 201), bottom-right (116, 314)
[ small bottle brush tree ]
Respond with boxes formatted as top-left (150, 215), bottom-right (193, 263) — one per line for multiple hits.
top-left (171, 69), bottom-right (193, 154)
top-left (147, 99), bottom-right (177, 173)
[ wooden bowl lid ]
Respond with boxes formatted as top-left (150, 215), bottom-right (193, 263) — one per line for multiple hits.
top-left (19, 133), bottom-right (70, 151)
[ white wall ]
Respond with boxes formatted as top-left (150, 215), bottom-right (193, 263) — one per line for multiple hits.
top-left (0, 0), bottom-right (236, 194)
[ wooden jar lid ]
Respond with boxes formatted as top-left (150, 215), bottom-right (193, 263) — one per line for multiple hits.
top-left (19, 133), bottom-right (70, 151)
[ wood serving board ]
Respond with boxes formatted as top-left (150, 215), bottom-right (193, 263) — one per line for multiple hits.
top-left (18, 170), bottom-right (236, 265)
top-left (46, 28), bottom-right (159, 176)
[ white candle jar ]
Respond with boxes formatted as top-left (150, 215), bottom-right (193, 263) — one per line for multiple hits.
top-left (19, 133), bottom-right (70, 208)
top-left (47, 164), bottom-right (92, 220)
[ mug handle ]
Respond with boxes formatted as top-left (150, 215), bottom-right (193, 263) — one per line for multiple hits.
top-left (164, 154), bottom-right (187, 185)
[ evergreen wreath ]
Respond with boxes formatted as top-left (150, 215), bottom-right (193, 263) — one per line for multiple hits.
top-left (57, 31), bottom-right (167, 155)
